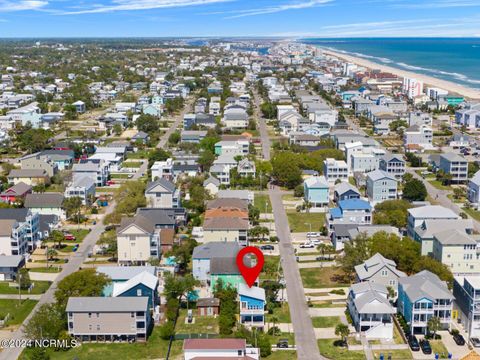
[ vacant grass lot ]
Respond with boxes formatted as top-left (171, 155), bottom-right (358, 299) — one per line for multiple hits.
top-left (0, 299), bottom-right (38, 326)
top-left (254, 193), bottom-right (272, 213)
top-left (317, 339), bottom-right (366, 360)
top-left (266, 304), bottom-right (291, 323)
top-left (300, 267), bottom-right (351, 289)
top-left (286, 211), bottom-right (325, 233)
top-left (0, 281), bottom-right (50, 295)
top-left (175, 309), bottom-right (218, 334)
top-left (311, 316), bottom-right (342, 328)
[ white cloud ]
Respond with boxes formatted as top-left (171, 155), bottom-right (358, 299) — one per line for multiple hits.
top-left (0, 0), bottom-right (48, 12)
top-left (59, 0), bottom-right (234, 15)
top-left (390, 0), bottom-right (480, 8)
top-left (221, 0), bottom-right (333, 19)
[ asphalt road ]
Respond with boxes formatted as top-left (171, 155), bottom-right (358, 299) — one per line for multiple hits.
top-left (156, 97), bottom-right (194, 149)
top-left (254, 90), bottom-right (322, 359)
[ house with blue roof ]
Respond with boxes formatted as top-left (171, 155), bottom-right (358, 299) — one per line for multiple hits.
top-left (303, 176), bottom-right (329, 210)
top-left (238, 284), bottom-right (265, 329)
top-left (326, 199), bottom-right (372, 234)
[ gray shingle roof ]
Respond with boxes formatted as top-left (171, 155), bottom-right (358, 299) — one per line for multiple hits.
top-left (350, 282), bottom-right (395, 314)
top-left (0, 208), bottom-right (29, 222)
top-left (97, 266), bottom-right (156, 281)
top-left (0, 255), bottom-right (24, 267)
top-left (118, 215), bottom-right (156, 234)
top-left (434, 229), bottom-right (477, 246)
top-left (146, 178), bottom-right (176, 193)
top-left (66, 296), bottom-right (149, 312)
top-left (193, 242), bottom-right (241, 259)
top-left (355, 253), bottom-right (406, 281)
top-left (399, 270), bottom-right (454, 302)
top-left (8, 169), bottom-right (48, 178)
top-left (25, 193), bottom-right (64, 208)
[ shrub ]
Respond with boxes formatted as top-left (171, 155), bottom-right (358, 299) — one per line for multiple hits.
top-left (159, 322), bottom-right (175, 340)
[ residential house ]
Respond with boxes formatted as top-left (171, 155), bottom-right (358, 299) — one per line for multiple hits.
top-left (180, 130), bottom-right (207, 144)
top-left (379, 153), bottom-right (406, 180)
top-left (431, 229), bottom-right (480, 275)
top-left (398, 270), bottom-right (454, 335)
top-left (39, 150), bottom-right (75, 171)
top-left (209, 164), bottom-right (230, 186)
top-left (347, 282), bottom-right (396, 339)
top-left (409, 112), bottom-right (432, 127)
top-left (0, 208), bottom-right (40, 251)
top-left (66, 297), bottom-right (151, 342)
top-left (151, 158), bottom-right (174, 181)
top-left (72, 100), bottom-right (86, 113)
top-left (7, 169), bottom-right (49, 186)
top-left (145, 178), bottom-right (180, 209)
top-left (0, 220), bottom-right (29, 256)
top-left (203, 176), bottom-right (220, 196)
top-left (323, 158), bottom-right (349, 183)
top-left (354, 253), bottom-right (406, 295)
top-left (19, 153), bottom-right (58, 177)
top-left (183, 339), bottom-right (259, 360)
top-left (222, 107), bottom-right (248, 129)
top-left (238, 284), bottom-right (265, 329)
top-left (332, 224), bottom-right (398, 252)
top-left (192, 242), bottom-right (242, 282)
top-left (96, 266), bottom-right (156, 284)
top-left (407, 205), bottom-right (460, 238)
top-left (438, 153), bottom-right (468, 184)
top-left (217, 190), bottom-right (254, 204)
top-left (24, 193), bottom-right (65, 220)
top-left (72, 161), bottom-right (108, 187)
top-left (131, 131), bottom-right (150, 144)
top-left (333, 182), bottom-right (361, 203)
top-left (303, 176), bottom-right (329, 210)
top-left (214, 140), bottom-right (249, 156)
top-left (65, 177), bottom-right (96, 205)
top-left (110, 271), bottom-right (159, 310)
top-left (468, 170), bottom-right (480, 205)
top-left (327, 199), bottom-right (373, 234)
top-left (196, 298), bottom-right (220, 317)
top-left (412, 218), bottom-right (474, 256)
top-left (0, 255), bottom-right (25, 281)
top-left (116, 215), bottom-right (161, 265)
top-left (404, 125), bottom-right (433, 151)
top-left (203, 218), bottom-right (249, 246)
top-left (453, 275), bottom-right (480, 340)
top-left (237, 158), bottom-right (256, 178)
top-left (210, 257), bottom-right (249, 291)
top-left (366, 170), bottom-right (397, 204)
top-left (0, 182), bottom-right (32, 204)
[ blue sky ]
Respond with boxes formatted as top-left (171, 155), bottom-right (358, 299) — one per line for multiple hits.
top-left (0, 0), bottom-right (480, 37)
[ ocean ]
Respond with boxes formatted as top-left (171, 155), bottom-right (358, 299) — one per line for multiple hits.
top-left (302, 38), bottom-right (480, 89)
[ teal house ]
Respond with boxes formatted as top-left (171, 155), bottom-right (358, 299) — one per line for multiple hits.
top-left (209, 257), bottom-right (250, 291)
top-left (304, 176), bottom-right (329, 209)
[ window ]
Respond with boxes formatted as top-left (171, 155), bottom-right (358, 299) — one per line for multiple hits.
top-left (137, 289), bottom-right (142, 296)
top-left (381, 270), bottom-right (388, 277)
top-left (88, 312), bottom-right (92, 318)
top-left (96, 325), bottom-right (100, 330)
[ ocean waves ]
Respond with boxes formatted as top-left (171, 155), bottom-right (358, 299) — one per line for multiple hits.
top-left (320, 45), bottom-right (480, 88)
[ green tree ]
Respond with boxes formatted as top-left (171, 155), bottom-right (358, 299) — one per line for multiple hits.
top-left (50, 230), bottom-right (65, 249)
top-left (335, 323), bottom-right (350, 346)
top-left (427, 316), bottom-right (441, 339)
top-left (136, 114), bottom-right (159, 134)
top-left (402, 178), bottom-right (428, 201)
top-left (148, 148), bottom-right (171, 168)
top-left (112, 123), bottom-right (123, 136)
top-left (198, 150), bottom-right (215, 171)
top-left (339, 232), bottom-right (371, 277)
top-left (24, 303), bottom-right (65, 340)
top-left (163, 273), bottom-right (198, 302)
top-left (168, 131), bottom-right (181, 145)
top-left (63, 196), bottom-right (83, 224)
top-left (18, 267), bottom-right (31, 290)
top-left (271, 152), bottom-right (302, 189)
top-left (55, 269), bottom-right (110, 309)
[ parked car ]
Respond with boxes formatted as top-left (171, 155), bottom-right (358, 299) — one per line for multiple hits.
top-left (106, 180), bottom-right (115, 186)
top-left (260, 245), bottom-right (274, 251)
top-left (408, 335), bottom-right (420, 351)
top-left (420, 339), bottom-right (432, 354)
top-left (64, 234), bottom-right (76, 241)
top-left (307, 232), bottom-right (321, 238)
top-left (309, 239), bottom-right (321, 245)
top-left (453, 333), bottom-right (465, 346)
top-left (277, 339), bottom-right (289, 348)
top-left (299, 243), bottom-right (315, 249)
top-left (471, 337), bottom-right (480, 347)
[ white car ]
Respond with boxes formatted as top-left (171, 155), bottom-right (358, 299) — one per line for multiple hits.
top-left (309, 239), bottom-right (321, 245)
top-left (299, 243), bottom-right (315, 249)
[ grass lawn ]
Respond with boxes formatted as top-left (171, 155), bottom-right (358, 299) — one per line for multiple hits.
top-left (286, 211), bottom-right (325, 233)
top-left (282, 194), bottom-right (302, 202)
top-left (254, 193), bottom-right (272, 213)
top-left (0, 281), bottom-right (50, 295)
top-left (428, 180), bottom-right (451, 191)
top-left (175, 309), bottom-right (218, 334)
top-left (265, 351), bottom-right (297, 359)
top-left (122, 161), bottom-right (143, 168)
top-left (266, 304), bottom-right (291, 323)
top-left (110, 173), bottom-right (131, 179)
top-left (372, 350), bottom-right (413, 360)
top-left (311, 316), bottom-right (342, 328)
top-left (126, 150), bottom-right (150, 160)
top-left (260, 256), bottom-right (281, 282)
top-left (69, 229), bottom-right (90, 242)
top-left (310, 301), bottom-right (346, 308)
top-left (0, 299), bottom-right (38, 326)
top-left (300, 267), bottom-right (351, 289)
top-left (430, 340), bottom-right (449, 359)
top-left (463, 207), bottom-right (480, 221)
top-left (29, 266), bottom-right (62, 273)
top-left (29, 328), bottom-right (183, 360)
top-left (318, 339), bottom-right (366, 360)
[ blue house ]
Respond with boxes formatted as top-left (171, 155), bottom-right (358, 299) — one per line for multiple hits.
top-left (303, 176), bottom-right (329, 209)
top-left (327, 199), bottom-right (373, 233)
top-left (238, 284), bottom-right (265, 329)
top-left (334, 182), bottom-right (361, 203)
top-left (112, 271), bottom-right (159, 310)
top-left (398, 270), bottom-right (454, 335)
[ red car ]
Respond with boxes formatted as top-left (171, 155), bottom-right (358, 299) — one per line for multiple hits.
top-left (106, 180), bottom-right (115, 186)
top-left (64, 234), bottom-right (76, 241)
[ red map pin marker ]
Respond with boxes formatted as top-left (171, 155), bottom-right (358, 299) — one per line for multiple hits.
top-left (236, 246), bottom-right (264, 288)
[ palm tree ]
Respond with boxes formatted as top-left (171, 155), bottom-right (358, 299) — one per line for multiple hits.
top-left (335, 323), bottom-right (350, 346)
top-left (270, 315), bottom-right (278, 332)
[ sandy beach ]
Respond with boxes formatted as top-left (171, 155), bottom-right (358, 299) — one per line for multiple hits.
top-left (321, 49), bottom-right (480, 100)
